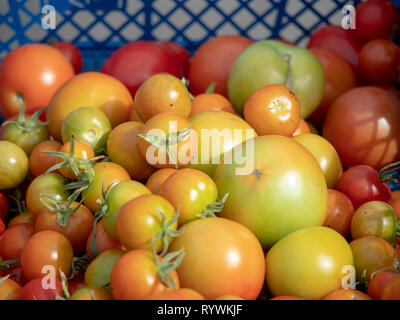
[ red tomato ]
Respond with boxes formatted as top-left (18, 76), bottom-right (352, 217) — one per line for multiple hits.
top-left (323, 87), bottom-right (400, 170)
top-left (19, 278), bottom-right (63, 300)
top-left (85, 219), bottom-right (123, 257)
top-left (0, 192), bottom-right (9, 221)
top-left (307, 25), bottom-right (360, 70)
top-left (0, 224), bottom-right (34, 260)
top-left (189, 35), bottom-right (253, 97)
top-left (0, 44), bottom-right (74, 119)
top-left (158, 41), bottom-right (190, 77)
top-left (381, 276), bottom-right (400, 300)
top-left (101, 41), bottom-right (181, 98)
top-left (0, 219), bottom-right (4, 235)
top-left (377, 85), bottom-right (400, 101)
top-left (368, 267), bottom-right (400, 300)
top-left (354, 0), bottom-right (399, 43)
top-left (68, 277), bottom-right (85, 296)
top-left (51, 41), bottom-right (83, 74)
top-left (323, 189), bottom-right (354, 236)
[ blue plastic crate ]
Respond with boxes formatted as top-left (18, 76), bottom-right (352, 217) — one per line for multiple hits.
top-left (3, 0), bottom-right (399, 71)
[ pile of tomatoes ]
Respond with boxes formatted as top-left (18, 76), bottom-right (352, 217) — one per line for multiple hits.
top-left (0, 0), bottom-right (400, 301)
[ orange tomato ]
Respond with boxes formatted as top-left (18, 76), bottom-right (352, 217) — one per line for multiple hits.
top-left (0, 277), bottom-right (22, 300)
top-left (134, 73), bottom-right (192, 122)
top-left (85, 219), bottom-right (123, 257)
top-left (46, 72), bottom-right (134, 141)
top-left (145, 168), bottom-right (177, 194)
top-left (29, 140), bottom-right (62, 178)
top-left (388, 190), bottom-right (400, 219)
top-left (190, 93), bottom-right (235, 116)
top-left (8, 213), bottom-right (36, 227)
top-left (323, 289), bottom-right (371, 300)
top-left (147, 288), bottom-right (205, 300)
top-left (292, 118), bottom-right (311, 136)
top-left (107, 121), bottom-right (155, 181)
top-left (323, 189), bottom-right (354, 236)
top-left (244, 85), bottom-right (301, 136)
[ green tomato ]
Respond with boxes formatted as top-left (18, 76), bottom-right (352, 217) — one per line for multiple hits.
top-left (0, 141), bottom-right (28, 190)
top-left (61, 107), bottom-right (111, 152)
top-left (228, 40), bottom-right (325, 118)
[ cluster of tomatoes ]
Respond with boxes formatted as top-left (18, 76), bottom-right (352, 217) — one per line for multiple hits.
top-left (0, 0), bottom-right (400, 301)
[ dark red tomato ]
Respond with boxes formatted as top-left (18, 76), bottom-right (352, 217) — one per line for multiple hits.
top-left (0, 224), bottom-right (34, 260)
top-left (19, 277), bottom-right (63, 300)
top-left (158, 41), bottom-right (190, 77)
top-left (336, 165), bottom-right (391, 209)
top-left (101, 41), bottom-right (181, 98)
top-left (358, 39), bottom-right (399, 85)
top-left (0, 192), bottom-right (9, 221)
top-left (51, 41), bottom-right (83, 74)
top-left (354, 0), bottom-right (399, 43)
top-left (307, 25), bottom-right (361, 70)
top-left (323, 87), bottom-right (400, 170)
top-left (368, 267), bottom-right (400, 300)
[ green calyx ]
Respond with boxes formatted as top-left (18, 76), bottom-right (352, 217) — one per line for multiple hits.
top-left (205, 82), bottom-right (217, 94)
top-left (154, 208), bottom-right (184, 257)
top-left (0, 259), bottom-right (20, 271)
top-left (39, 193), bottom-right (82, 227)
top-left (379, 161), bottom-right (400, 184)
top-left (198, 193), bottom-right (229, 219)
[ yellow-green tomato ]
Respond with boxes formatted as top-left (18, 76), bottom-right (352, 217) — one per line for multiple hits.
top-left (265, 226), bottom-right (354, 300)
top-left (84, 249), bottom-right (124, 289)
top-left (158, 168), bottom-right (219, 226)
top-left (0, 141), bottom-right (28, 190)
top-left (69, 285), bottom-right (112, 300)
top-left (103, 180), bottom-right (151, 239)
top-left (214, 135), bottom-right (327, 248)
top-left (293, 133), bottom-right (343, 188)
top-left (351, 201), bottom-right (398, 246)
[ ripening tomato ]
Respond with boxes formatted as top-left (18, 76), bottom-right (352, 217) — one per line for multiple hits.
top-left (244, 85), bottom-right (301, 137)
top-left (0, 44), bottom-right (74, 119)
top-left (323, 189), bottom-right (354, 237)
top-left (134, 73), bottom-right (192, 122)
top-left (323, 289), bottom-right (371, 300)
top-left (147, 288), bottom-right (205, 300)
top-left (85, 219), bottom-right (123, 257)
top-left (51, 41), bottom-right (83, 74)
top-left (145, 168), bottom-right (177, 194)
top-left (116, 194), bottom-right (177, 252)
top-left (368, 267), bottom-right (400, 300)
top-left (106, 121), bottom-right (155, 181)
top-left (292, 119), bottom-right (311, 136)
top-left (19, 277), bottom-right (63, 300)
top-left (82, 162), bottom-right (130, 213)
top-left (8, 213), bottom-right (35, 227)
top-left (265, 226), bottom-right (354, 300)
top-left (29, 140), bottom-right (62, 178)
top-left (381, 276), bottom-right (400, 300)
top-left (46, 72), bottom-right (134, 141)
top-left (110, 249), bottom-right (180, 300)
top-left (169, 217), bottom-right (265, 300)
top-left (190, 92), bottom-right (236, 117)
top-left (158, 168), bottom-right (219, 226)
top-left (388, 190), bottom-right (400, 219)
top-left (0, 224), bottom-right (34, 260)
top-left (158, 41), bottom-right (190, 77)
top-left (0, 141), bottom-right (29, 190)
top-left (323, 87), bottom-right (400, 170)
top-left (69, 285), bottom-right (112, 300)
top-left (0, 276), bottom-right (21, 300)
top-left (189, 35), bottom-right (253, 97)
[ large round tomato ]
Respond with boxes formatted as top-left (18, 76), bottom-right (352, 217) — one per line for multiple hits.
top-left (323, 87), bottom-right (400, 170)
top-left (0, 44), bottom-right (74, 119)
top-left (158, 41), bottom-right (190, 77)
top-left (46, 72), bottom-right (134, 141)
top-left (0, 141), bottom-right (28, 190)
top-left (265, 226), bottom-right (354, 300)
top-left (169, 217), bottom-right (265, 300)
top-left (51, 41), bottom-right (83, 74)
top-left (189, 35), bottom-right (253, 97)
top-left (214, 135), bottom-right (327, 248)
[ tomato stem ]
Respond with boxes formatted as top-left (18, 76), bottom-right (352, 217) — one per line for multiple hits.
top-left (198, 193), bottom-right (229, 219)
top-left (379, 161), bottom-right (400, 184)
top-left (0, 259), bottom-right (20, 271)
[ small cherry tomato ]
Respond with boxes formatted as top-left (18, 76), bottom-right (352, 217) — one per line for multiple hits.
top-left (0, 141), bottom-right (29, 190)
top-left (51, 41), bottom-right (83, 74)
top-left (8, 213), bottom-right (35, 227)
top-left (147, 288), bottom-right (205, 300)
top-left (291, 119), bottom-right (311, 136)
top-left (0, 276), bottom-right (22, 300)
top-left (19, 277), bottom-right (63, 300)
top-left (145, 168), bottom-right (177, 194)
top-left (388, 190), bottom-right (400, 219)
top-left (381, 276), bottom-right (400, 300)
top-left (69, 285), bottom-right (112, 300)
top-left (190, 93), bottom-right (236, 117)
top-left (29, 140), bottom-right (62, 178)
top-left (323, 289), bottom-right (371, 300)
top-left (367, 267), bottom-right (400, 300)
top-left (85, 219), bottom-right (123, 257)
top-left (0, 224), bottom-right (34, 260)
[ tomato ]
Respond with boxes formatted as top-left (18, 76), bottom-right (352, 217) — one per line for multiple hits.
top-left (85, 219), bottom-right (123, 256)
top-left (350, 236), bottom-right (394, 281)
top-left (8, 213), bottom-right (35, 227)
top-left (381, 276), bottom-right (400, 300)
top-left (134, 73), bottom-right (192, 122)
top-left (190, 92), bottom-right (236, 117)
top-left (101, 41), bottom-right (182, 98)
top-left (61, 107), bottom-right (111, 153)
top-left (336, 165), bottom-right (391, 210)
top-left (0, 276), bottom-right (21, 300)
top-left (26, 173), bottom-right (69, 216)
top-left (138, 112), bottom-right (195, 169)
top-left (378, 85), bottom-right (400, 101)
top-left (35, 202), bottom-right (94, 253)
top-left (0, 192), bottom-right (9, 221)
top-left (293, 133), bottom-right (343, 188)
top-left (158, 41), bottom-right (190, 77)
top-left (307, 25), bottom-right (360, 70)
top-left (189, 35), bottom-right (253, 97)
top-left (0, 141), bottom-right (28, 190)
top-left (308, 48), bottom-right (357, 127)
top-left (20, 230), bottom-right (73, 281)
top-left (82, 162), bottom-right (130, 213)
top-left (116, 194), bottom-right (177, 252)
top-left (186, 110), bottom-right (256, 177)
top-left (0, 44), bottom-right (74, 119)
top-left (292, 119), bottom-right (311, 136)
top-left (106, 121), bottom-right (155, 181)
top-left (84, 249), bottom-right (124, 289)
top-left (69, 285), bottom-right (112, 300)
top-left (159, 168), bottom-right (219, 226)
top-left (51, 41), bottom-right (83, 74)
top-left (217, 295), bottom-right (246, 300)
top-left (110, 249), bottom-right (180, 300)
top-left (0, 224), bottom-right (34, 260)
top-left (358, 39), bottom-right (399, 85)
top-left (270, 296), bottom-right (304, 300)
top-left (68, 277), bottom-right (85, 296)
top-left (19, 277), bottom-right (63, 300)
top-left (368, 267), bottom-right (400, 300)
top-left (354, 0), bottom-right (399, 43)
top-left (214, 135), bottom-right (327, 248)
top-left (169, 217), bottom-right (265, 300)
top-left (145, 168), bottom-right (177, 194)
top-left (0, 219), bottom-right (5, 235)
top-left (323, 87), bottom-right (400, 170)
top-left (29, 140), bottom-right (62, 178)
top-left (147, 288), bottom-right (205, 300)
top-left (323, 289), bottom-right (371, 300)
top-left (244, 85), bottom-right (301, 137)
top-left (102, 180), bottom-right (151, 240)
top-left (323, 189), bottom-right (354, 237)
top-left (2, 262), bottom-right (26, 287)
top-left (389, 190), bottom-right (400, 219)
top-left (265, 226), bottom-right (354, 300)
top-left (46, 72), bottom-right (134, 141)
